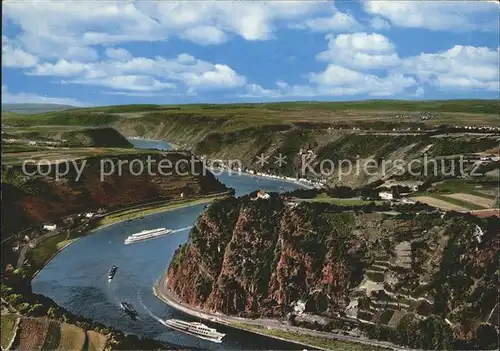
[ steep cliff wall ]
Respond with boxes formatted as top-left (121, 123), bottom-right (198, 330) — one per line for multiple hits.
top-left (1, 153), bottom-right (227, 235)
top-left (116, 115), bottom-right (499, 187)
top-left (168, 196), bottom-right (499, 342)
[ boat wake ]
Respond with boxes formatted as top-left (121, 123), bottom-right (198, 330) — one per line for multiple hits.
top-left (170, 226), bottom-right (193, 234)
top-left (137, 288), bottom-right (163, 324)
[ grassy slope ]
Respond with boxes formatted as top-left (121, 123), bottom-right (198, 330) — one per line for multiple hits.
top-left (1, 314), bottom-right (19, 350)
top-left (95, 192), bottom-right (230, 228)
top-left (232, 322), bottom-right (386, 351)
top-left (302, 194), bottom-right (383, 205)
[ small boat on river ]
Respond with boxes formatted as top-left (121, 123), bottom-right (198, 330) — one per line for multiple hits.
top-left (120, 302), bottom-right (138, 320)
top-left (108, 265), bottom-right (118, 281)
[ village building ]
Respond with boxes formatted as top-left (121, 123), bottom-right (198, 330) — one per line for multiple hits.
top-left (379, 191), bottom-right (393, 201)
top-left (253, 190), bottom-right (270, 200)
top-left (43, 224), bottom-right (57, 231)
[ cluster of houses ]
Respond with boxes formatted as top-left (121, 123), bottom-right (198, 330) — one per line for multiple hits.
top-left (376, 180), bottom-right (422, 203)
top-left (455, 125), bottom-right (500, 132)
top-left (420, 112), bottom-right (434, 120)
top-left (208, 160), bottom-right (326, 189)
top-left (41, 212), bottom-right (98, 232)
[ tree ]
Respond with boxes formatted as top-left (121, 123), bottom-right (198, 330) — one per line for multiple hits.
top-left (475, 323), bottom-right (498, 350)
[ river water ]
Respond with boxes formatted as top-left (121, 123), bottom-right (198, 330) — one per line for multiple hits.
top-left (32, 140), bottom-right (305, 350)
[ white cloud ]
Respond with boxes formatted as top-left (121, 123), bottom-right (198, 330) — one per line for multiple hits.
top-left (317, 33), bottom-right (401, 70)
top-left (364, 1), bottom-right (500, 32)
top-left (292, 7), bottom-right (362, 32)
top-left (101, 91), bottom-right (165, 97)
top-left (240, 83), bottom-right (283, 99)
top-left (66, 75), bottom-right (176, 92)
top-left (240, 65), bottom-right (417, 99)
top-left (309, 64), bottom-right (416, 96)
top-left (2, 0), bottom-right (327, 61)
top-left (26, 51), bottom-right (248, 93)
top-left (181, 26), bottom-right (228, 45)
top-left (1, 84), bottom-right (89, 106)
top-left (30, 60), bottom-right (91, 77)
top-left (105, 48), bottom-right (132, 61)
top-left (400, 45), bottom-right (500, 92)
top-left (180, 64), bottom-right (247, 89)
top-left (2, 35), bottom-right (38, 68)
top-left (370, 16), bottom-right (390, 30)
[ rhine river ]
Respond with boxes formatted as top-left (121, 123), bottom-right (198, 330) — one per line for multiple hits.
top-left (32, 140), bottom-right (305, 350)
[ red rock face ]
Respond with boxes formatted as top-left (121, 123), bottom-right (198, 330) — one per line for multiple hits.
top-left (1, 153), bottom-right (227, 235)
top-left (167, 197), bottom-right (367, 317)
top-left (167, 196), bottom-right (499, 336)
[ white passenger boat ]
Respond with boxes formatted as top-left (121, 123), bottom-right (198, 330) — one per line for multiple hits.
top-left (124, 228), bottom-right (173, 245)
top-left (162, 319), bottom-right (225, 343)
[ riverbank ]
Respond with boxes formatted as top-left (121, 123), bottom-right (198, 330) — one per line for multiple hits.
top-left (129, 136), bottom-right (182, 150)
top-left (93, 191), bottom-right (232, 230)
top-left (154, 274), bottom-right (397, 351)
top-left (207, 166), bottom-right (319, 189)
top-left (28, 192), bottom-right (231, 280)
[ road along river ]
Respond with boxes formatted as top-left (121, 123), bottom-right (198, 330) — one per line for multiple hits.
top-left (32, 140), bottom-right (308, 350)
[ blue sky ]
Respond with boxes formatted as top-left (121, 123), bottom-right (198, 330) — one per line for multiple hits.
top-left (2, 0), bottom-right (499, 106)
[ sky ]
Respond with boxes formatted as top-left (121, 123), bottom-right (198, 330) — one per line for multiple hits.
top-left (2, 0), bottom-right (499, 106)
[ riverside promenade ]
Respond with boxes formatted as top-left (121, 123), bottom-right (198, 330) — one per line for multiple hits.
top-left (154, 273), bottom-right (403, 351)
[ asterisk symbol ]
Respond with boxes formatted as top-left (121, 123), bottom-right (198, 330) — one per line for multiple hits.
top-left (255, 153), bottom-right (269, 167)
top-left (274, 153), bottom-right (287, 167)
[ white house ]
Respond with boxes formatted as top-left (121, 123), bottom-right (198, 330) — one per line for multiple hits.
top-left (293, 300), bottom-right (307, 314)
top-left (84, 212), bottom-right (94, 218)
top-left (254, 190), bottom-right (270, 200)
top-left (379, 191), bottom-right (393, 200)
top-left (43, 224), bottom-right (57, 231)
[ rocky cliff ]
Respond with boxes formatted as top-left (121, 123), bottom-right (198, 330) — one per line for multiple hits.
top-left (1, 152), bottom-right (227, 235)
top-left (117, 118), bottom-right (500, 187)
top-left (168, 196), bottom-right (499, 347)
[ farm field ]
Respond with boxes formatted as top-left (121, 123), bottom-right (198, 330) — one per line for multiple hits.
top-left (411, 196), bottom-right (469, 212)
top-left (2, 316), bottom-right (106, 351)
top-left (86, 330), bottom-right (108, 351)
top-left (1, 146), bottom-right (159, 166)
top-left (1, 314), bottom-right (19, 350)
top-left (444, 193), bottom-right (495, 208)
top-left (411, 178), bottom-right (499, 213)
top-left (16, 317), bottom-right (50, 351)
top-left (58, 323), bottom-right (86, 351)
top-left (42, 320), bottom-right (61, 350)
top-left (301, 194), bottom-right (383, 206)
top-left (4, 100), bottom-right (500, 130)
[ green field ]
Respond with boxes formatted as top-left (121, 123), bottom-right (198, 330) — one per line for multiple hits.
top-left (42, 320), bottom-right (62, 350)
top-left (29, 232), bottom-right (70, 270)
top-left (1, 146), bottom-right (161, 166)
top-left (231, 322), bottom-right (387, 351)
top-left (1, 314), bottom-right (19, 350)
top-left (429, 195), bottom-right (485, 211)
top-left (430, 179), bottom-right (498, 199)
top-left (302, 194), bottom-right (383, 206)
top-left (95, 193), bottom-right (230, 228)
top-left (4, 100), bottom-right (499, 131)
